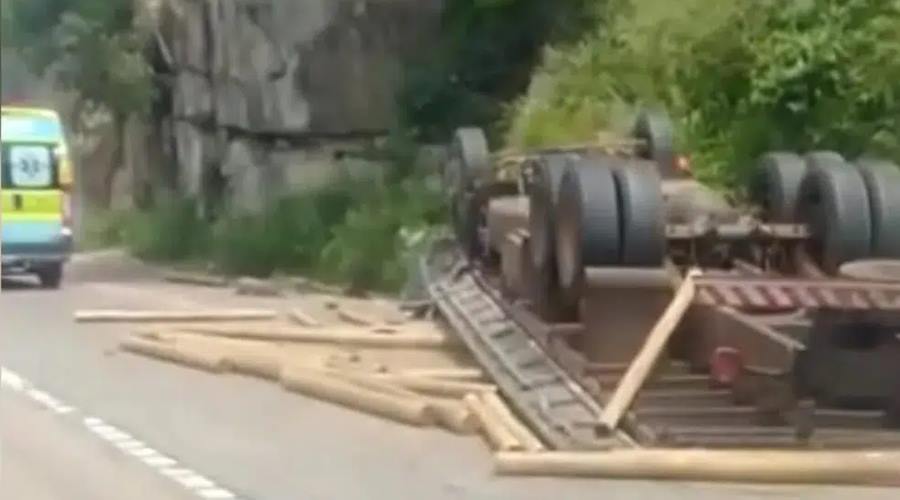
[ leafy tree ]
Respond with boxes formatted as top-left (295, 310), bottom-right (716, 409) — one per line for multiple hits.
top-left (397, 0), bottom-right (602, 142)
top-left (507, 0), bottom-right (900, 188)
top-left (1, 0), bottom-right (153, 206)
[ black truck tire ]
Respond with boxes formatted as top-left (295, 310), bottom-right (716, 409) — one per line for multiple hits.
top-left (452, 127), bottom-right (491, 193)
top-left (856, 159), bottom-right (900, 258)
top-left (37, 262), bottom-right (63, 289)
top-left (612, 160), bottom-right (666, 266)
top-left (799, 152), bottom-right (872, 273)
top-left (755, 152), bottom-right (807, 222)
top-left (633, 108), bottom-right (677, 177)
top-left (528, 154), bottom-right (577, 276)
top-left (453, 192), bottom-right (481, 259)
top-left (555, 158), bottom-right (621, 309)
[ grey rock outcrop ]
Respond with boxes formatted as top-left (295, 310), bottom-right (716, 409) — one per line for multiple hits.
top-left (151, 0), bottom-right (442, 213)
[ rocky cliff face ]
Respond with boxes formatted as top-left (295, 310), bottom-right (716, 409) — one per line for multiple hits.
top-left (152, 0), bottom-right (443, 214)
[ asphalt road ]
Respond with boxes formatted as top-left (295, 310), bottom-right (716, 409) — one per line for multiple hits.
top-left (1, 251), bottom-right (896, 500)
top-left (1, 387), bottom-right (194, 500)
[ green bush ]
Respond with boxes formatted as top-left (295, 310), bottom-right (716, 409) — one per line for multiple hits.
top-left (91, 159), bottom-right (446, 292)
top-left (507, 0), bottom-right (900, 189)
top-left (77, 209), bottom-right (130, 250)
top-left (320, 177), bottom-right (446, 291)
top-left (120, 199), bottom-right (210, 262)
top-left (211, 184), bottom-right (359, 277)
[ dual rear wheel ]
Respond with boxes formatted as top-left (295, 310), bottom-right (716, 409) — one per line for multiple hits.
top-left (756, 151), bottom-right (900, 273)
top-left (550, 156), bottom-right (666, 310)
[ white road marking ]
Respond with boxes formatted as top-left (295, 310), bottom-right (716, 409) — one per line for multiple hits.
top-left (91, 425), bottom-right (131, 442)
top-left (27, 388), bottom-right (72, 412)
top-left (175, 474), bottom-right (216, 489)
top-left (1, 368), bottom-right (27, 391)
top-left (161, 468), bottom-right (196, 479)
top-left (116, 439), bottom-right (147, 450)
top-left (142, 455), bottom-right (178, 467)
top-left (127, 447), bottom-right (159, 458)
top-left (2, 365), bottom-right (244, 500)
top-left (198, 488), bottom-right (237, 499)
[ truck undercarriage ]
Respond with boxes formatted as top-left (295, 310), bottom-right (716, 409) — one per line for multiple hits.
top-left (422, 112), bottom-right (900, 451)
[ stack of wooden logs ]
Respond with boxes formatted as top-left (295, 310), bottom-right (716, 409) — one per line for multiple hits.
top-left (76, 304), bottom-right (545, 454)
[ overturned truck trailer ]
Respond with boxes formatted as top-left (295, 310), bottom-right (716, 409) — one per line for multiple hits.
top-left (424, 111), bottom-right (900, 450)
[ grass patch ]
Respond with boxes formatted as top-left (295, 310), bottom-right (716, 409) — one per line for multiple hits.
top-left (79, 200), bottom-right (210, 262)
top-left (122, 199), bottom-right (212, 262)
top-left (211, 184), bottom-right (359, 278)
top-left (77, 209), bottom-right (131, 251)
top-left (88, 166), bottom-right (447, 293)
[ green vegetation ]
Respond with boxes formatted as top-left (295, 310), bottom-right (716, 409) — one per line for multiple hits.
top-left (319, 176), bottom-right (447, 291)
top-left (507, 0), bottom-right (900, 188)
top-left (397, 0), bottom-right (602, 143)
top-left (82, 153), bottom-right (446, 292)
top-left (1, 0), bottom-right (152, 118)
top-left (78, 200), bottom-right (209, 260)
top-left (2, 0), bottom-right (153, 206)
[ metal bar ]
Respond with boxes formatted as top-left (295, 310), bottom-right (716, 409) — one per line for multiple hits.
top-left (793, 287), bottom-right (820, 308)
top-left (697, 276), bottom-right (900, 293)
top-left (816, 288), bottom-right (842, 308)
top-left (795, 248), bottom-right (828, 279)
top-left (847, 291), bottom-right (870, 310)
top-left (664, 223), bottom-right (810, 241)
top-left (696, 289), bottom-right (718, 306)
top-left (732, 259), bottom-right (767, 276)
top-left (708, 285), bottom-right (744, 307)
top-left (584, 267), bottom-right (673, 290)
top-left (867, 290), bottom-right (893, 309)
top-left (766, 286), bottom-right (796, 309)
top-left (739, 285), bottom-right (771, 309)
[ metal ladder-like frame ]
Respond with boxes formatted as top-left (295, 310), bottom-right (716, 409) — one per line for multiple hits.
top-left (424, 248), bottom-right (624, 450)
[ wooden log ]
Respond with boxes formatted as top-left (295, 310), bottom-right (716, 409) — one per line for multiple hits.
top-left (287, 308), bottom-right (323, 327)
top-left (280, 366), bottom-right (433, 426)
top-left (427, 398), bottom-right (479, 435)
top-left (399, 300), bottom-right (433, 312)
top-left (120, 337), bottom-right (230, 373)
top-left (180, 325), bottom-right (459, 349)
top-left (163, 271), bottom-right (229, 287)
top-left (325, 353), bottom-right (388, 376)
top-left (494, 450), bottom-right (900, 487)
top-left (330, 370), bottom-right (417, 396)
top-left (228, 351), bottom-right (282, 380)
top-left (481, 392), bottom-right (545, 452)
top-left (135, 330), bottom-right (172, 342)
top-left (234, 277), bottom-right (283, 297)
top-left (600, 270), bottom-right (700, 430)
top-left (326, 370), bottom-right (476, 434)
top-left (382, 375), bottom-right (496, 399)
top-left (336, 308), bottom-right (377, 327)
top-left (400, 368), bottom-right (485, 382)
top-left (369, 299), bottom-right (410, 325)
top-left (464, 394), bottom-right (525, 452)
top-left (75, 309), bottom-right (277, 323)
